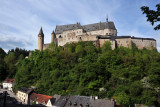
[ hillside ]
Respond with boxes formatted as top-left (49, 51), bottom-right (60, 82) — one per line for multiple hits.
top-left (14, 41), bottom-right (160, 106)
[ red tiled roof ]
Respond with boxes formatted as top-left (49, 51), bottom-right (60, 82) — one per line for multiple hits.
top-left (30, 92), bottom-right (38, 101)
top-left (30, 92), bottom-right (53, 105)
top-left (3, 79), bottom-right (15, 83)
top-left (36, 94), bottom-right (53, 104)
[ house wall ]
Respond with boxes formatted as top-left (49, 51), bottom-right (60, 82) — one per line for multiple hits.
top-left (2, 83), bottom-right (8, 89)
top-left (2, 83), bottom-right (14, 92)
top-left (17, 91), bottom-right (27, 104)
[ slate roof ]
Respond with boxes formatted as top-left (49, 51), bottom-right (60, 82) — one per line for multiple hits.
top-left (55, 23), bottom-right (82, 34)
top-left (38, 27), bottom-right (44, 36)
top-left (53, 95), bottom-right (114, 107)
top-left (18, 87), bottom-right (33, 94)
top-left (53, 96), bottom-right (68, 107)
top-left (55, 21), bottom-right (116, 34)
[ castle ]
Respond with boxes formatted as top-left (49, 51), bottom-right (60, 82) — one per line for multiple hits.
top-left (38, 18), bottom-right (156, 51)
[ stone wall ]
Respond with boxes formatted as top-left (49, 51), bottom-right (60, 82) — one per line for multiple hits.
top-left (38, 36), bottom-right (44, 51)
top-left (43, 44), bottom-right (50, 50)
top-left (131, 38), bottom-right (156, 49)
top-left (116, 38), bottom-right (132, 48)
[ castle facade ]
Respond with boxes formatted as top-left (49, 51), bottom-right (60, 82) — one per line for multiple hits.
top-left (38, 18), bottom-right (156, 51)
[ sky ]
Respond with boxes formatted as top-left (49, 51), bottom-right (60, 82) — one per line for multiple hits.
top-left (0, 0), bottom-right (160, 52)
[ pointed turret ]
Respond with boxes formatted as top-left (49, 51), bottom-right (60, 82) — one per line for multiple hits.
top-left (38, 27), bottom-right (44, 51)
top-left (38, 27), bottom-right (44, 36)
top-left (51, 30), bottom-right (56, 43)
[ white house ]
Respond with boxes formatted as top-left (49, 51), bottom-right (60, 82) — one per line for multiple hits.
top-left (17, 87), bottom-right (33, 104)
top-left (2, 79), bottom-right (15, 92)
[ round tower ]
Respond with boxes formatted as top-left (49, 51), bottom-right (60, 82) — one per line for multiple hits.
top-left (51, 30), bottom-right (56, 43)
top-left (38, 27), bottom-right (44, 51)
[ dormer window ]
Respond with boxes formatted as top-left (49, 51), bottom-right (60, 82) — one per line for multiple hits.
top-left (68, 101), bottom-right (72, 106)
top-left (74, 102), bottom-right (77, 106)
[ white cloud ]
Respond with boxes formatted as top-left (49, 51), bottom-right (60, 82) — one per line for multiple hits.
top-left (0, 0), bottom-right (159, 52)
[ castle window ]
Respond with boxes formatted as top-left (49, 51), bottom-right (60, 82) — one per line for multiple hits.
top-left (59, 35), bottom-right (62, 38)
top-left (126, 41), bottom-right (128, 43)
top-left (79, 37), bottom-right (82, 40)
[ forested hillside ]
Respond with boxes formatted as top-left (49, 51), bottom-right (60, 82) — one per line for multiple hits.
top-left (0, 48), bottom-right (29, 81)
top-left (13, 42), bottom-right (160, 106)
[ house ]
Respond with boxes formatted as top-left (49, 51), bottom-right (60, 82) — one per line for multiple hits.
top-left (30, 92), bottom-right (55, 106)
top-left (17, 87), bottom-right (33, 104)
top-left (2, 79), bottom-right (15, 92)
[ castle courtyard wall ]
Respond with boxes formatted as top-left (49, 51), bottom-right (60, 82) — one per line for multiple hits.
top-left (131, 39), bottom-right (156, 49)
top-left (115, 38), bottom-right (132, 48)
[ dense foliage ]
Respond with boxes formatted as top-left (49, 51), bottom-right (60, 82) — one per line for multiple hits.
top-left (0, 47), bottom-right (29, 81)
top-left (14, 42), bottom-right (160, 106)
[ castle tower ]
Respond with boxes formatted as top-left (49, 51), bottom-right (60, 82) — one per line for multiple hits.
top-left (51, 30), bottom-right (56, 43)
top-left (38, 27), bottom-right (44, 51)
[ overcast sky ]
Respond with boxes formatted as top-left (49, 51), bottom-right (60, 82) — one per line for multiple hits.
top-left (0, 0), bottom-right (159, 52)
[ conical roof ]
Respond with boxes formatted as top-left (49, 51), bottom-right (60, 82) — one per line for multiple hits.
top-left (39, 27), bottom-right (44, 36)
top-left (51, 30), bottom-right (55, 35)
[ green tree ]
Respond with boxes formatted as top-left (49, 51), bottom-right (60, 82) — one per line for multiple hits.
top-left (141, 3), bottom-right (160, 30)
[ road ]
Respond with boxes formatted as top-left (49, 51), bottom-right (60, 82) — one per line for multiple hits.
top-left (0, 88), bottom-right (22, 103)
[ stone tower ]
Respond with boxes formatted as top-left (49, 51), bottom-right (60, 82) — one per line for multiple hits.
top-left (51, 30), bottom-right (56, 43)
top-left (38, 27), bottom-right (44, 51)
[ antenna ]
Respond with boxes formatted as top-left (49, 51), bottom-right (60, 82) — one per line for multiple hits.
top-left (106, 14), bottom-right (108, 22)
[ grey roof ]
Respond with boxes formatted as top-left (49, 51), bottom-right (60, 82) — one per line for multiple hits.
top-left (38, 27), bottom-right (44, 36)
top-left (52, 30), bottom-right (56, 35)
top-left (53, 95), bottom-right (114, 107)
top-left (55, 21), bottom-right (116, 34)
top-left (83, 22), bottom-right (116, 32)
top-left (64, 95), bottom-right (91, 107)
top-left (53, 96), bottom-right (68, 107)
top-left (55, 23), bottom-right (82, 34)
top-left (18, 87), bottom-right (33, 94)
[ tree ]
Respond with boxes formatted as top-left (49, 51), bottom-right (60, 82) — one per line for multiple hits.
top-left (141, 3), bottom-right (160, 30)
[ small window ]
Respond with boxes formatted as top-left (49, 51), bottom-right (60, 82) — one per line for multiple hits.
top-left (59, 35), bottom-right (62, 38)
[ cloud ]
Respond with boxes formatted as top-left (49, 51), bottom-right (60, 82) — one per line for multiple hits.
top-left (0, 34), bottom-right (33, 52)
top-left (0, 0), bottom-right (159, 52)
